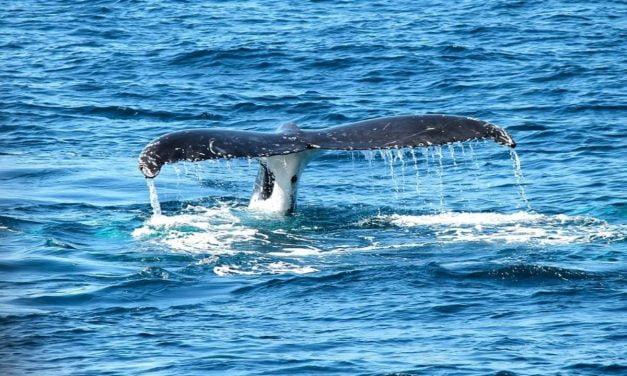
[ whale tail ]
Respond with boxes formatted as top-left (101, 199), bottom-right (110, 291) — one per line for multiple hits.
top-left (138, 114), bottom-right (517, 214)
top-left (138, 115), bottom-right (515, 178)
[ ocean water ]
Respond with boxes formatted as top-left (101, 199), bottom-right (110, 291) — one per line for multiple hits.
top-left (1, 0), bottom-right (626, 374)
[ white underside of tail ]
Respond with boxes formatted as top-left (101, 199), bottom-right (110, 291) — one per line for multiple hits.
top-left (248, 150), bottom-right (319, 215)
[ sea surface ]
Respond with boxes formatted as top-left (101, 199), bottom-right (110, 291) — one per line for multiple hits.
top-left (1, 1), bottom-right (626, 375)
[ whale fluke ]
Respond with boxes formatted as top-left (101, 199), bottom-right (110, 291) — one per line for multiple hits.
top-left (138, 115), bottom-right (515, 178)
top-left (138, 129), bottom-right (309, 178)
top-left (306, 114), bottom-right (515, 150)
top-left (138, 114), bottom-right (516, 214)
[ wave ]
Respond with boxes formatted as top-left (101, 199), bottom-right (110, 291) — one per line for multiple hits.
top-left (5, 102), bottom-right (222, 122)
top-left (11, 266), bottom-right (179, 307)
top-left (565, 363), bottom-right (627, 373)
top-left (170, 47), bottom-right (287, 66)
top-left (529, 64), bottom-right (587, 83)
top-left (78, 105), bottom-right (222, 121)
top-left (465, 264), bottom-right (597, 283)
top-left (231, 270), bottom-right (362, 295)
top-left (308, 57), bottom-right (358, 69)
top-left (407, 261), bottom-right (619, 288)
top-left (506, 122), bottom-right (550, 131)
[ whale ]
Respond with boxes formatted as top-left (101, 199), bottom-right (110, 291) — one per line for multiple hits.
top-left (138, 114), bottom-right (516, 214)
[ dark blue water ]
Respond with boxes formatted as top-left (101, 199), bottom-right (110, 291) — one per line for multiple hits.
top-left (2, 1), bottom-right (626, 374)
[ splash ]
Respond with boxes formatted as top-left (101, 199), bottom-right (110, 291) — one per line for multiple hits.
top-left (132, 204), bottom-right (264, 253)
top-left (132, 204), bottom-right (322, 276)
top-left (146, 179), bottom-right (162, 216)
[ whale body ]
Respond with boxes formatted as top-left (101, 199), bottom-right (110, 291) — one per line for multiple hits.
top-left (138, 115), bottom-right (516, 214)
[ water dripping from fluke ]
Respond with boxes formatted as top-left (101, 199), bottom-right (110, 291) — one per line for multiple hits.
top-left (146, 178), bottom-right (162, 217)
top-left (510, 149), bottom-right (531, 210)
top-left (435, 146), bottom-right (446, 212)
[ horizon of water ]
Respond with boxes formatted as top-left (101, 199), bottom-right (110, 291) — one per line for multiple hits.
top-left (1, 1), bottom-right (626, 375)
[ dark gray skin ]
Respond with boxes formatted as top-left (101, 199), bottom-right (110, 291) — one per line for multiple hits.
top-left (138, 114), bottom-right (516, 178)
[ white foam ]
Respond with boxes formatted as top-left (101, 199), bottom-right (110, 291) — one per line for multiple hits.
top-left (132, 204), bottom-right (267, 254)
top-left (213, 265), bottom-right (258, 276)
top-left (213, 261), bottom-right (318, 276)
top-left (389, 211), bottom-right (541, 226)
top-left (133, 205), bottom-right (319, 276)
top-left (195, 256), bottom-right (220, 266)
top-left (383, 211), bottom-right (625, 245)
top-left (268, 246), bottom-right (322, 257)
top-left (133, 205), bottom-right (624, 277)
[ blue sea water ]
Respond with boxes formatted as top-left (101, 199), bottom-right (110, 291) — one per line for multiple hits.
top-left (1, 0), bottom-right (626, 374)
